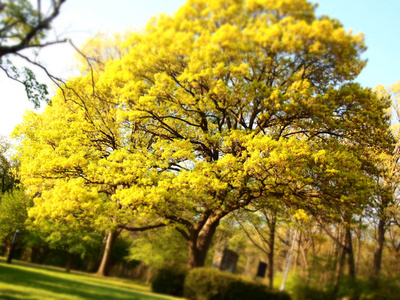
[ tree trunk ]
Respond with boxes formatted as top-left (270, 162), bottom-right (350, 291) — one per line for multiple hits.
top-left (372, 218), bottom-right (385, 278)
top-left (345, 228), bottom-right (356, 279)
top-left (30, 247), bottom-right (39, 263)
top-left (355, 224), bottom-right (362, 275)
top-left (295, 232), bottom-right (302, 269)
top-left (146, 266), bottom-right (153, 284)
top-left (187, 217), bottom-right (220, 268)
top-left (65, 253), bottom-right (73, 272)
top-left (332, 241), bottom-right (346, 300)
top-left (332, 228), bottom-right (342, 276)
top-left (96, 229), bottom-right (121, 276)
top-left (280, 230), bottom-right (298, 291)
top-left (346, 227), bottom-right (360, 300)
top-left (300, 243), bottom-right (309, 274)
top-left (266, 214), bottom-right (276, 289)
top-left (38, 247), bottom-right (50, 264)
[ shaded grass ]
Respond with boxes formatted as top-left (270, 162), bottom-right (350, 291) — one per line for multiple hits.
top-left (0, 259), bottom-right (179, 300)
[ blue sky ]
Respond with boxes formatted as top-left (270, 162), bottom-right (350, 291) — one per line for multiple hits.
top-left (315, 0), bottom-right (400, 88)
top-left (1, 0), bottom-right (399, 136)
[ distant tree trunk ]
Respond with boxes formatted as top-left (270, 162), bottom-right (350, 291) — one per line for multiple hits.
top-left (346, 228), bottom-right (360, 300)
top-left (295, 232), bottom-right (302, 269)
top-left (38, 247), bottom-right (51, 264)
top-left (355, 223), bottom-right (362, 274)
top-left (331, 227), bottom-right (358, 300)
top-left (146, 266), bottom-right (153, 284)
top-left (372, 218), bottom-right (386, 278)
top-left (65, 253), bottom-right (73, 272)
top-left (96, 229), bottom-right (121, 276)
top-left (332, 239), bottom-right (346, 300)
top-left (345, 228), bottom-right (356, 279)
top-left (280, 230), bottom-right (298, 291)
top-left (266, 213), bottom-right (276, 289)
top-left (187, 216), bottom-right (221, 268)
top-left (300, 242), bottom-right (309, 274)
top-left (332, 228), bottom-right (342, 276)
top-left (30, 247), bottom-right (39, 263)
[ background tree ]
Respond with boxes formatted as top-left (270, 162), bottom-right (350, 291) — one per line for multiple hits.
top-left (0, 136), bottom-right (16, 193)
top-left (234, 200), bottom-right (288, 288)
top-left (128, 228), bottom-right (188, 282)
top-left (367, 82), bottom-right (400, 278)
top-left (0, 189), bottom-right (31, 245)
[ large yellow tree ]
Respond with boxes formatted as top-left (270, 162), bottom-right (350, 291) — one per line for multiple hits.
top-left (15, 0), bottom-right (392, 270)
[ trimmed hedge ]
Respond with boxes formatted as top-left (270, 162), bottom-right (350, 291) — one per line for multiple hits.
top-left (184, 268), bottom-right (237, 300)
top-left (151, 266), bottom-right (187, 297)
top-left (184, 267), bottom-right (291, 300)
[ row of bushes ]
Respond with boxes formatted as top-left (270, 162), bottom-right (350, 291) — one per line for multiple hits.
top-left (151, 267), bottom-right (291, 300)
top-left (290, 274), bottom-right (400, 300)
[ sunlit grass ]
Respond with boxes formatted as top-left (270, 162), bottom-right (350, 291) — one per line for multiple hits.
top-left (0, 258), bottom-right (180, 300)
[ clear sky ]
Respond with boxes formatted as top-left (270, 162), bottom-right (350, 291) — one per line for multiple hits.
top-left (1, 0), bottom-right (399, 137)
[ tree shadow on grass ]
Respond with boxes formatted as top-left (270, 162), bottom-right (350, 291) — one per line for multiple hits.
top-left (0, 289), bottom-right (28, 300)
top-left (0, 263), bottom-right (165, 300)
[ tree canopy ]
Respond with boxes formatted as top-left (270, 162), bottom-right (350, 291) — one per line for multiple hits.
top-left (14, 0), bottom-right (392, 269)
top-left (0, 136), bottom-right (15, 194)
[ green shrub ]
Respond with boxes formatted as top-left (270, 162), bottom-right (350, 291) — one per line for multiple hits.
top-left (184, 267), bottom-right (291, 300)
top-left (289, 274), bottom-right (400, 300)
top-left (184, 267), bottom-right (236, 300)
top-left (151, 266), bottom-right (187, 297)
top-left (341, 276), bottom-right (400, 300)
top-left (225, 280), bottom-right (291, 300)
top-left (224, 280), bottom-right (266, 300)
top-left (288, 274), bottom-right (335, 300)
top-left (290, 284), bottom-right (333, 300)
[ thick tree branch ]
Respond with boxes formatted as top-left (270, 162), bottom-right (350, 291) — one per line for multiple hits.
top-left (0, 0), bottom-right (67, 57)
top-left (118, 223), bottom-right (166, 232)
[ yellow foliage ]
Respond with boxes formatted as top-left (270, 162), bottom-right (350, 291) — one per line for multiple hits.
top-left (13, 0), bottom-right (392, 240)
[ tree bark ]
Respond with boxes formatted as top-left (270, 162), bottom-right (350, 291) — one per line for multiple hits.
top-left (38, 247), bottom-right (50, 264)
top-left (346, 227), bottom-right (360, 300)
top-left (280, 230), bottom-right (298, 291)
top-left (30, 247), bottom-right (39, 263)
top-left (187, 217), bottom-right (221, 268)
top-left (372, 218), bottom-right (385, 277)
top-left (345, 228), bottom-right (356, 279)
top-left (266, 214), bottom-right (276, 289)
top-left (332, 241), bottom-right (346, 300)
top-left (65, 253), bottom-right (73, 272)
top-left (96, 229), bottom-right (121, 276)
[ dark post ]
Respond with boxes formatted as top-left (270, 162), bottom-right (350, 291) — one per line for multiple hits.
top-left (7, 229), bottom-right (20, 264)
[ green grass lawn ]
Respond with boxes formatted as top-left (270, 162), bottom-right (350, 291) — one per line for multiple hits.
top-left (0, 258), bottom-right (181, 300)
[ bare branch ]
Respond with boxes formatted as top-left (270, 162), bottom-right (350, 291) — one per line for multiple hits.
top-left (119, 223), bottom-right (166, 232)
top-left (0, 0), bottom-right (67, 57)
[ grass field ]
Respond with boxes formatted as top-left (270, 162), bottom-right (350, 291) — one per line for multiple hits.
top-left (0, 258), bottom-right (180, 300)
